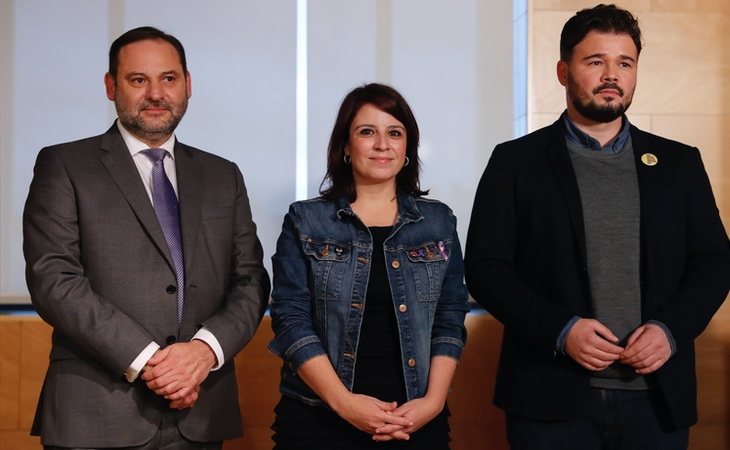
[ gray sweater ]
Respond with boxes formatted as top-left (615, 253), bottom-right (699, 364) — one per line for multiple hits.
top-left (567, 137), bottom-right (650, 390)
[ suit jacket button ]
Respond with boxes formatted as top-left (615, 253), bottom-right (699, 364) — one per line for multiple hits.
top-left (166, 335), bottom-right (177, 345)
top-left (166, 285), bottom-right (177, 294)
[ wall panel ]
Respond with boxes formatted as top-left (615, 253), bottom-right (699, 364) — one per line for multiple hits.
top-left (3, 313), bottom-right (728, 449)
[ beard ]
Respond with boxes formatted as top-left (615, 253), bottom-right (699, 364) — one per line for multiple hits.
top-left (116, 97), bottom-right (188, 143)
top-left (567, 75), bottom-right (633, 123)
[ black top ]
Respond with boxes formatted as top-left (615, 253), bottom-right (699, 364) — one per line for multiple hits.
top-left (352, 226), bottom-right (406, 403)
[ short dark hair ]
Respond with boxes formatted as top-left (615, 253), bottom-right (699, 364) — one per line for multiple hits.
top-left (560, 4), bottom-right (642, 61)
top-left (108, 26), bottom-right (187, 78)
top-left (319, 83), bottom-right (428, 202)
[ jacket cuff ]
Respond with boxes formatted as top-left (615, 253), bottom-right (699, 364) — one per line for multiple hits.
top-left (556, 316), bottom-right (580, 355)
top-left (269, 335), bottom-right (327, 372)
top-left (646, 320), bottom-right (677, 356)
top-left (431, 336), bottom-right (465, 361)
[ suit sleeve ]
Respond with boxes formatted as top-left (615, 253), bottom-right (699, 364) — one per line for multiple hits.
top-left (195, 163), bottom-right (271, 362)
top-left (465, 145), bottom-right (574, 357)
top-left (23, 147), bottom-right (157, 375)
top-left (649, 147), bottom-right (730, 344)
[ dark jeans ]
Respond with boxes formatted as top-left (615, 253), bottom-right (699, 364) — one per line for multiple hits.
top-left (506, 388), bottom-right (688, 450)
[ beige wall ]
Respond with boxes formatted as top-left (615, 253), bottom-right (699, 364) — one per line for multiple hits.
top-left (3, 313), bottom-right (728, 450)
top-left (529, 1), bottom-right (730, 448)
top-left (529, 0), bottom-right (729, 228)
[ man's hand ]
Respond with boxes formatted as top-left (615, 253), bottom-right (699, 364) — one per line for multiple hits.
top-left (620, 324), bottom-right (672, 374)
top-left (168, 385), bottom-right (200, 410)
top-left (565, 318), bottom-right (623, 371)
top-left (141, 340), bottom-right (217, 409)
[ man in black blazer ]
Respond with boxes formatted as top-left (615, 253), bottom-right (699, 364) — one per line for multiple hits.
top-left (23, 27), bottom-right (270, 449)
top-left (465, 5), bottom-right (730, 449)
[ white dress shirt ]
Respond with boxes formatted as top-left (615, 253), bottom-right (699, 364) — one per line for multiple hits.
top-left (116, 121), bottom-right (224, 382)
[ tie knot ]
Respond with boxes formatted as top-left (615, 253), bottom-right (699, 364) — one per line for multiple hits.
top-left (142, 148), bottom-right (168, 163)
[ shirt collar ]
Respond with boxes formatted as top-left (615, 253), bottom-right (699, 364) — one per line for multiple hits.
top-left (116, 120), bottom-right (176, 158)
top-left (562, 111), bottom-right (630, 154)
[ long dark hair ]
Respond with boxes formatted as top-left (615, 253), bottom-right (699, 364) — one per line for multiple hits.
top-left (320, 83), bottom-right (428, 202)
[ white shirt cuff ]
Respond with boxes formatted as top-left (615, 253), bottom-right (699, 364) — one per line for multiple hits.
top-left (193, 327), bottom-right (224, 371)
top-left (124, 341), bottom-right (160, 382)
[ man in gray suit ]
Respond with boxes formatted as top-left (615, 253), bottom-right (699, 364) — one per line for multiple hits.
top-left (23, 26), bottom-right (270, 449)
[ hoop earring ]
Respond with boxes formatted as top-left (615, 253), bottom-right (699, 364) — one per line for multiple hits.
top-left (344, 154), bottom-right (351, 165)
top-left (403, 156), bottom-right (410, 167)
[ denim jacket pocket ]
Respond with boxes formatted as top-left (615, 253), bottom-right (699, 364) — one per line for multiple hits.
top-left (405, 240), bottom-right (450, 302)
top-left (303, 238), bottom-right (352, 302)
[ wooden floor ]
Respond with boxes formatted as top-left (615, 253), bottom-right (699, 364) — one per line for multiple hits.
top-left (2, 307), bottom-right (728, 449)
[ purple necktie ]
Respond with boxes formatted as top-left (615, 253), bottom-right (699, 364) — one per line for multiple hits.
top-left (142, 148), bottom-right (185, 324)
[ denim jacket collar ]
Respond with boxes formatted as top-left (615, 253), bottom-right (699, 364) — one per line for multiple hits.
top-left (335, 191), bottom-right (424, 226)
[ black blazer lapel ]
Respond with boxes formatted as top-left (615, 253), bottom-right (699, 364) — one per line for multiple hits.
top-left (630, 125), bottom-right (664, 223)
top-left (630, 126), bottom-right (664, 309)
top-left (97, 125), bottom-right (177, 273)
top-left (546, 120), bottom-right (588, 267)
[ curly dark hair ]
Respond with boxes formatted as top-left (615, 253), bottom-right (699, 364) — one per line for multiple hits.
top-left (560, 4), bottom-right (642, 61)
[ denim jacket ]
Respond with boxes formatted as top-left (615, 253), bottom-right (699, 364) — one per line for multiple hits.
top-left (268, 193), bottom-right (469, 405)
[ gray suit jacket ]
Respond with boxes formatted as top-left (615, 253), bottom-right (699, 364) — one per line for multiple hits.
top-left (23, 124), bottom-right (271, 447)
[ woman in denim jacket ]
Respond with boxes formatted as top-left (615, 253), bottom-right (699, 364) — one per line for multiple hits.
top-left (269, 83), bottom-right (470, 449)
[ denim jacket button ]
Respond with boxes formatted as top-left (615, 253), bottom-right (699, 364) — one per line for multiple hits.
top-left (407, 358), bottom-right (416, 367)
top-left (391, 260), bottom-right (401, 269)
top-left (398, 304), bottom-right (407, 313)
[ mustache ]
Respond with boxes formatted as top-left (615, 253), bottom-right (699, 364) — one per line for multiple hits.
top-left (139, 101), bottom-right (172, 111)
top-left (593, 83), bottom-right (624, 96)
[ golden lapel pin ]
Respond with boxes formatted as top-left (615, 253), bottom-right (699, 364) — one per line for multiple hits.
top-left (641, 153), bottom-right (658, 166)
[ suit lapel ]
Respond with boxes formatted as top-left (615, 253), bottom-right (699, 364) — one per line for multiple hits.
top-left (546, 120), bottom-right (588, 266)
top-left (97, 125), bottom-right (176, 273)
top-left (174, 142), bottom-right (204, 277)
top-left (630, 125), bottom-right (661, 215)
top-left (630, 126), bottom-right (661, 303)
